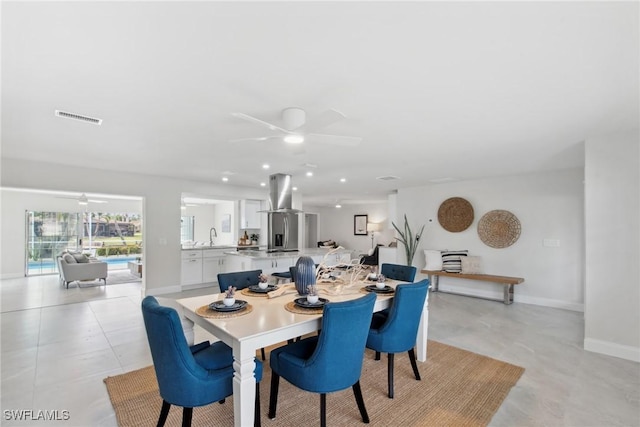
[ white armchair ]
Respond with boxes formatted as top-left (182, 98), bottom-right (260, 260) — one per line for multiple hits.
top-left (57, 252), bottom-right (108, 289)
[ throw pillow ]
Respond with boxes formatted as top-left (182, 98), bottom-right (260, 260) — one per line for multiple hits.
top-left (441, 250), bottom-right (468, 273)
top-left (423, 250), bottom-right (443, 271)
top-left (461, 256), bottom-right (483, 274)
top-left (63, 253), bottom-right (77, 264)
top-left (72, 253), bottom-right (89, 263)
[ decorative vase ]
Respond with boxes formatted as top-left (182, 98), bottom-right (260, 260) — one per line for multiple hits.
top-left (294, 256), bottom-right (316, 296)
top-left (223, 297), bottom-right (235, 307)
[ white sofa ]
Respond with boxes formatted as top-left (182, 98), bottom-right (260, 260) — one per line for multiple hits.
top-left (57, 252), bottom-right (108, 288)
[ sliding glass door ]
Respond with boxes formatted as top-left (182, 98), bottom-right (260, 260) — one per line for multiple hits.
top-left (25, 211), bottom-right (81, 276)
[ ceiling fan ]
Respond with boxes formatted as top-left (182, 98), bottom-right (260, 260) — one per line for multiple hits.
top-left (56, 193), bottom-right (108, 205)
top-left (230, 107), bottom-right (362, 147)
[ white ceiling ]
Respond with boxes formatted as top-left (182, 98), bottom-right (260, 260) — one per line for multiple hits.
top-left (2, 1), bottom-right (638, 206)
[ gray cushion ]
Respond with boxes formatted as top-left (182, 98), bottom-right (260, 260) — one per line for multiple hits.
top-left (72, 253), bottom-right (89, 263)
top-left (63, 253), bottom-right (77, 264)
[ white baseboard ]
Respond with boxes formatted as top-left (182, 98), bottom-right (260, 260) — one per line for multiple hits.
top-left (584, 338), bottom-right (640, 363)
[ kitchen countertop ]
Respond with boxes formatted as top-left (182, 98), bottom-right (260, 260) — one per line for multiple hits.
top-left (223, 247), bottom-right (353, 259)
top-left (181, 244), bottom-right (263, 250)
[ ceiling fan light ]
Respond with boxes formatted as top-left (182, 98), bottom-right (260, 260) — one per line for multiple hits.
top-left (284, 134), bottom-right (304, 144)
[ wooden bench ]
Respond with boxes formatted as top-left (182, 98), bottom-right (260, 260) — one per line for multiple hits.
top-left (421, 270), bottom-right (524, 305)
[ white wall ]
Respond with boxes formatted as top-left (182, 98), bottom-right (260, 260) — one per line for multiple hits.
top-left (307, 201), bottom-right (394, 255)
top-left (395, 168), bottom-right (585, 311)
top-left (1, 158), bottom-right (268, 294)
top-left (584, 130), bottom-right (640, 362)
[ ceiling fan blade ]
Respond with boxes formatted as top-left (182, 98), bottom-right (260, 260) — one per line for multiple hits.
top-left (231, 112), bottom-right (290, 134)
top-left (88, 199), bottom-right (108, 204)
top-left (302, 109), bottom-right (347, 132)
top-left (229, 135), bottom-right (284, 143)
top-left (306, 133), bottom-right (362, 146)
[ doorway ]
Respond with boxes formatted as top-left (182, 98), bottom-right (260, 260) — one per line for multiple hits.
top-left (304, 213), bottom-right (319, 248)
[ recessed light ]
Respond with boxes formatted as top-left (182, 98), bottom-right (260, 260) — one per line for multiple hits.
top-left (222, 177), bottom-right (229, 182)
top-left (306, 171), bottom-right (313, 177)
top-left (292, 187), bottom-right (298, 191)
top-left (335, 204), bottom-right (342, 208)
top-left (260, 182), bottom-right (266, 187)
top-left (262, 164), bottom-right (270, 169)
top-left (284, 134), bottom-right (304, 144)
top-left (340, 178), bottom-right (346, 183)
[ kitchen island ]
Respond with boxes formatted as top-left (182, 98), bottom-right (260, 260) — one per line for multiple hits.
top-left (223, 248), bottom-right (354, 275)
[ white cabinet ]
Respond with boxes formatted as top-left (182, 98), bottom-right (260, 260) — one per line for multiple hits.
top-left (182, 249), bottom-right (228, 286)
top-left (181, 250), bottom-right (203, 286)
top-left (251, 257), bottom-right (294, 275)
top-left (202, 250), bottom-right (226, 283)
top-left (240, 199), bottom-right (262, 229)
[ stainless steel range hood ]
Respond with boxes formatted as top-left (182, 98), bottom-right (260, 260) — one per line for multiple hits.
top-left (266, 173), bottom-right (303, 213)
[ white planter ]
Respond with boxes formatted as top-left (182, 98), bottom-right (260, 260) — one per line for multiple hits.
top-left (223, 297), bottom-right (236, 307)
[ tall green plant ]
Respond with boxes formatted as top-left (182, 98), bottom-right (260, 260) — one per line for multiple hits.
top-left (392, 214), bottom-right (425, 266)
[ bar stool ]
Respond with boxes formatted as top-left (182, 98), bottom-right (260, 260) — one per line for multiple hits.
top-left (272, 271), bottom-right (292, 284)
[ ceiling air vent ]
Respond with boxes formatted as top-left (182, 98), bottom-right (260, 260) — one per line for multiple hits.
top-left (55, 110), bottom-right (102, 125)
top-left (376, 175), bottom-right (400, 181)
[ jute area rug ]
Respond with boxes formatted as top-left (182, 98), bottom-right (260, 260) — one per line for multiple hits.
top-left (104, 341), bottom-right (524, 427)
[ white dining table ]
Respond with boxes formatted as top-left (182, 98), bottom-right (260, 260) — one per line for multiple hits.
top-left (177, 280), bottom-right (429, 427)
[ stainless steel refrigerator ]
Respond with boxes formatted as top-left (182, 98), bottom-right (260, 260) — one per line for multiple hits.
top-left (268, 212), bottom-right (299, 252)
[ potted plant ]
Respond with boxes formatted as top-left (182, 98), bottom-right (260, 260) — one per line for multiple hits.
top-left (250, 233), bottom-right (259, 245)
top-left (258, 274), bottom-right (269, 289)
top-left (392, 214), bottom-right (425, 266)
top-left (223, 286), bottom-right (236, 306)
top-left (307, 285), bottom-right (319, 304)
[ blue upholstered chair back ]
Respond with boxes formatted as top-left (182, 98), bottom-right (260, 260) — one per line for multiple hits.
top-left (217, 270), bottom-right (262, 291)
top-left (276, 292), bottom-right (376, 393)
top-left (141, 296), bottom-right (233, 407)
top-left (367, 279), bottom-right (429, 354)
top-left (380, 263), bottom-right (417, 282)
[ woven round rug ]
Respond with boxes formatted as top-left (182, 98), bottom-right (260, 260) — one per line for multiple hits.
top-left (477, 209), bottom-right (521, 248)
top-left (284, 301), bottom-right (323, 315)
top-left (196, 303), bottom-right (253, 319)
top-left (438, 197), bottom-right (474, 232)
top-left (240, 288), bottom-right (270, 298)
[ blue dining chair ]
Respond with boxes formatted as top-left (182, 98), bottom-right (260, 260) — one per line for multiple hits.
top-left (366, 279), bottom-right (429, 398)
top-left (380, 263), bottom-right (417, 282)
top-left (217, 269), bottom-right (262, 291)
top-left (268, 292), bottom-right (377, 427)
top-left (217, 270), bottom-right (269, 360)
top-left (141, 296), bottom-right (263, 427)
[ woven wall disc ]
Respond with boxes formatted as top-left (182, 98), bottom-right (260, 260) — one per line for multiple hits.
top-left (437, 197), bottom-right (474, 232)
top-left (477, 210), bottom-right (521, 248)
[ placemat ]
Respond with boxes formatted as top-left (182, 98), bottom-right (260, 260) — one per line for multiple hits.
top-left (196, 303), bottom-right (253, 319)
top-left (360, 286), bottom-right (395, 295)
top-left (240, 288), bottom-right (271, 298)
top-left (284, 301), bottom-right (323, 315)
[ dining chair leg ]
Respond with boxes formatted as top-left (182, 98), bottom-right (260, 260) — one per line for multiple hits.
top-left (218, 399), bottom-right (225, 404)
top-left (261, 347), bottom-right (266, 361)
top-left (268, 372), bottom-right (280, 419)
top-left (255, 382), bottom-right (261, 427)
top-left (375, 351), bottom-right (381, 361)
top-left (181, 407), bottom-right (193, 427)
top-left (352, 381), bottom-right (370, 423)
top-left (156, 400), bottom-right (171, 427)
top-left (387, 353), bottom-right (395, 398)
top-left (408, 348), bottom-right (421, 381)
top-left (320, 393), bottom-right (327, 427)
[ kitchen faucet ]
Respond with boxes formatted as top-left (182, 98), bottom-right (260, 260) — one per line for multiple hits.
top-left (209, 227), bottom-right (217, 245)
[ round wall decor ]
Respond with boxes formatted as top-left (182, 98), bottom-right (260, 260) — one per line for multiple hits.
top-left (477, 210), bottom-right (521, 248)
top-left (437, 197), bottom-right (474, 232)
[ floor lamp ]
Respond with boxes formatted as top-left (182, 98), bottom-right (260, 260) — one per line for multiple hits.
top-left (367, 222), bottom-right (382, 248)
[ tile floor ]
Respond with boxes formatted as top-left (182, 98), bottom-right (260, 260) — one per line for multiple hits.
top-left (1, 273), bottom-right (638, 426)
